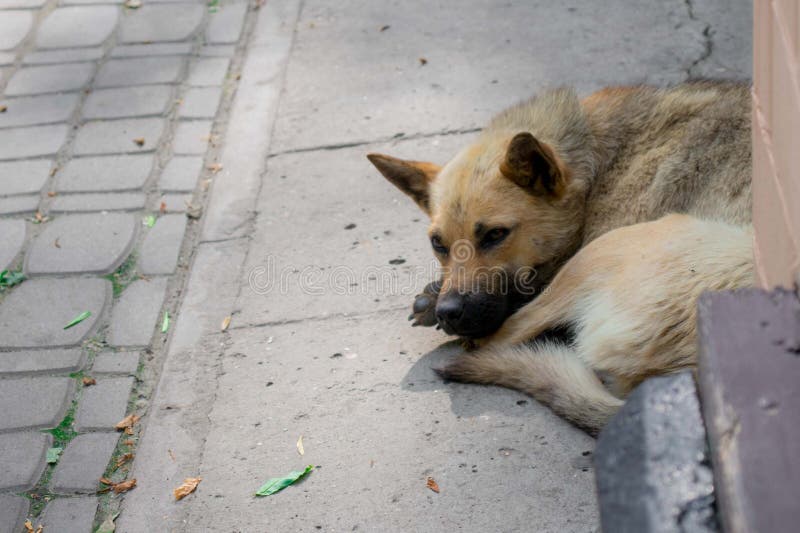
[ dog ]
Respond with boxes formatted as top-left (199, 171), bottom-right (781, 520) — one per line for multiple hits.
top-left (367, 81), bottom-right (752, 432)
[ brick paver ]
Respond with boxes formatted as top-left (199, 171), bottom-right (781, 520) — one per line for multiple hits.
top-left (56, 154), bottom-right (154, 193)
top-left (50, 432), bottom-right (120, 494)
top-left (0, 377), bottom-right (73, 431)
top-left (0, 219), bottom-right (25, 270)
top-left (108, 278), bottom-right (168, 347)
top-left (4, 63), bottom-right (94, 96)
top-left (37, 6), bottom-right (118, 49)
top-left (25, 214), bottom-right (137, 275)
top-left (0, 349), bottom-right (84, 375)
top-left (0, 0), bottom-right (251, 527)
top-left (75, 377), bottom-right (135, 430)
top-left (40, 496), bottom-right (98, 533)
top-left (138, 214), bottom-right (186, 274)
top-left (0, 278), bottom-right (109, 348)
top-left (0, 432), bottom-right (51, 491)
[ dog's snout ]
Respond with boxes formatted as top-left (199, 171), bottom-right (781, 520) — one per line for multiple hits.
top-left (436, 292), bottom-right (465, 324)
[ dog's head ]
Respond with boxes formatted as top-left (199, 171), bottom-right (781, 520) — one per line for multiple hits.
top-left (368, 128), bottom-right (587, 338)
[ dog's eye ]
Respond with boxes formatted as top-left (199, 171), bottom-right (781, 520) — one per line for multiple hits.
top-left (481, 227), bottom-right (510, 249)
top-left (430, 235), bottom-right (448, 255)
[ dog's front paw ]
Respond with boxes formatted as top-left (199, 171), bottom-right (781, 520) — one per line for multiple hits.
top-left (408, 279), bottom-right (442, 328)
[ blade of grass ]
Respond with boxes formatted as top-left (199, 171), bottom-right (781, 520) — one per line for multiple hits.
top-left (63, 311), bottom-right (91, 330)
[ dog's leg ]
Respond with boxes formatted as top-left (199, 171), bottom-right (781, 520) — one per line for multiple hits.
top-left (436, 340), bottom-right (623, 435)
top-left (409, 279), bottom-right (442, 327)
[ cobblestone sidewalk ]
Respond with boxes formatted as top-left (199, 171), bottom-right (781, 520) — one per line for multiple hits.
top-left (0, 0), bottom-right (250, 530)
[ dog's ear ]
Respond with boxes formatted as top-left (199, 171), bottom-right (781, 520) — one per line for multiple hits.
top-left (500, 132), bottom-right (568, 198)
top-left (367, 153), bottom-right (441, 213)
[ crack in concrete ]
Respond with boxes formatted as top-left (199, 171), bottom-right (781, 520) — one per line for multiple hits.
top-left (683, 0), bottom-right (714, 79)
top-left (267, 126), bottom-right (482, 158)
top-left (230, 303), bottom-right (410, 331)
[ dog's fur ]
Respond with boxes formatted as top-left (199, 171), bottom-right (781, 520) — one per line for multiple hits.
top-left (367, 81), bottom-right (753, 432)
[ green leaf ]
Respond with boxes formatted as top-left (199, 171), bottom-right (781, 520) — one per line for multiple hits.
top-left (0, 269), bottom-right (25, 288)
top-left (63, 311), bottom-right (91, 330)
top-left (96, 511), bottom-right (120, 533)
top-left (255, 465), bottom-right (314, 496)
top-left (161, 311), bottom-right (170, 333)
top-left (46, 447), bottom-right (63, 464)
top-left (143, 215), bottom-right (156, 228)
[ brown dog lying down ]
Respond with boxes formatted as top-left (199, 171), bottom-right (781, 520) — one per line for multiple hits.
top-left (436, 214), bottom-right (753, 433)
top-left (367, 83), bottom-right (752, 433)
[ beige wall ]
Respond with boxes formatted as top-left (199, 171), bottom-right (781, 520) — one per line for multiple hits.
top-left (753, 0), bottom-right (800, 289)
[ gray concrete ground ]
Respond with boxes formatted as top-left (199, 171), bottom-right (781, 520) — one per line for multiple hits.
top-left (0, 0), bottom-right (750, 532)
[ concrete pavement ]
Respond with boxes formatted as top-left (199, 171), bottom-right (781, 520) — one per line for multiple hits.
top-left (1, 0), bottom-right (750, 531)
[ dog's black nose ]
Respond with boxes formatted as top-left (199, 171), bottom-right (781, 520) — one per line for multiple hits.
top-left (436, 292), bottom-right (464, 324)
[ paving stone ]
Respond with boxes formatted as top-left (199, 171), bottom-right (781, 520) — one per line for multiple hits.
top-left (199, 44), bottom-right (236, 57)
top-left (0, 349), bottom-right (84, 375)
top-left (0, 431), bottom-right (51, 490)
top-left (0, 195), bottom-right (39, 215)
top-left (0, 11), bottom-right (32, 51)
top-left (92, 351), bottom-right (139, 374)
top-left (0, 278), bottom-right (109, 349)
top-left (172, 120), bottom-right (212, 154)
top-left (75, 376), bottom-right (134, 430)
top-left (83, 85), bottom-right (174, 120)
top-left (0, 124), bottom-right (69, 160)
top-left (50, 432), bottom-right (120, 494)
top-left (187, 57), bottom-right (230, 86)
top-left (0, 377), bottom-right (73, 430)
top-left (111, 43), bottom-right (193, 58)
top-left (25, 213), bottom-right (136, 275)
top-left (0, 494), bottom-right (29, 533)
top-left (138, 214), bottom-right (186, 274)
top-left (37, 6), bottom-right (118, 49)
top-left (109, 277), bottom-right (168, 347)
top-left (159, 156), bottom-right (203, 192)
top-left (0, 219), bottom-right (25, 270)
top-left (40, 496), bottom-right (98, 533)
top-left (179, 86), bottom-right (223, 119)
top-left (23, 48), bottom-right (104, 65)
top-left (4, 63), bottom-right (94, 96)
top-left (51, 192), bottom-right (147, 212)
top-left (0, 93), bottom-right (80, 128)
top-left (56, 154), bottom-right (154, 193)
top-left (206, 1), bottom-right (247, 44)
top-left (62, 0), bottom-right (124, 3)
top-left (119, 4), bottom-right (204, 43)
top-left (158, 193), bottom-right (192, 212)
top-left (95, 56), bottom-right (184, 88)
top-left (0, 0), bottom-right (47, 7)
top-left (73, 118), bottom-right (165, 155)
top-left (595, 372), bottom-right (717, 533)
top-left (0, 160), bottom-right (52, 196)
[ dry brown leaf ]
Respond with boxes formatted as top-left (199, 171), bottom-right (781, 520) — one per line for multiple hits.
top-left (100, 477), bottom-right (114, 485)
top-left (49, 166), bottom-right (59, 177)
top-left (220, 316), bottom-right (231, 332)
top-left (426, 477), bottom-right (440, 493)
top-left (23, 520), bottom-right (33, 532)
top-left (173, 477), bottom-right (202, 500)
top-left (124, 426), bottom-right (134, 435)
top-left (113, 478), bottom-right (137, 493)
top-left (82, 376), bottom-right (96, 386)
top-left (419, 57), bottom-right (428, 66)
top-left (0, 104), bottom-right (7, 113)
top-left (159, 201), bottom-right (167, 214)
top-left (207, 163), bottom-right (223, 173)
top-left (132, 137), bottom-right (145, 147)
top-left (47, 191), bottom-right (57, 197)
top-left (54, 238), bottom-right (61, 249)
top-left (201, 178), bottom-right (212, 191)
top-left (115, 413), bottom-right (140, 431)
top-left (123, 439), bottom-right (135, 446)
top-left (114, 453), bottom-right (134, 470)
